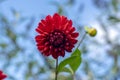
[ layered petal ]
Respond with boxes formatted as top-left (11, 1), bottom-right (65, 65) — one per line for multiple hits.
top-left (35, 13), bottom-right (79, 59)
top-left (0, 70), bottom-right (7, 80)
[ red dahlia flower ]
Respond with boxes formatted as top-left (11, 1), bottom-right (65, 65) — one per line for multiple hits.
top-left (0, 70), bottom-right (7, 80)
top-left (35, 13), bottom-right (79, 59)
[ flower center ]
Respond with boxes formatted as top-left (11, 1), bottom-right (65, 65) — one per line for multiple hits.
top-left (48, 30), bottom-right (65, 47)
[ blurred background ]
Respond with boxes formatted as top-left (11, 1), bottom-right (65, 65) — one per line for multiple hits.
top-left (0, 0), bottom-right (120, 80)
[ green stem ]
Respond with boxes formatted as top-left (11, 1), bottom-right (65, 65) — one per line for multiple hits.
top-left (76, 31), bottom-right (87, 49)
top-left (55, 58), bottom-right (58, 80)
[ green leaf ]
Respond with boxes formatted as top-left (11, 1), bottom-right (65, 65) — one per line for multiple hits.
top-left (57, 48), bottom-right (82, 74)
top-left (69, 57), bottom-right (81, 72)
top-left (71, 48), bottom-right (81, 56)
top-left (57, 56), bottom-right (77, 73)
top-left (69, 49), bottom-right (82, 72)
top-left (59, 67), bottom-right (74, 74)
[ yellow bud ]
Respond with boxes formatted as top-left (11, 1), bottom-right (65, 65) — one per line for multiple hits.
top-left (88, 28), bottom-right (97, 37)
top-left (84, 26), bottom-right (97, 37)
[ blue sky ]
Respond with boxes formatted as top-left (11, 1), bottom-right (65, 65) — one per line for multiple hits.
top-left (0, 0), bottom-right (100, 24)
top-left (1, 0), bottom-right (56, 17)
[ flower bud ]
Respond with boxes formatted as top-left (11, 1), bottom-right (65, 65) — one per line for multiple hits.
top-left (85, 26), bottom-right (97, 37)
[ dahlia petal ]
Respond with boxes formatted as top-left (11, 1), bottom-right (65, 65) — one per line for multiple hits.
top-left (45, 42), bottom-right (49, 46)
top-left (46, 15), bottom-right (53, 25)
top-left (41, 19), bottom-right (46, 24)
top-left (38, 22), bottom-right (51, 33)
top-left (58, 16), bottom-right (68, 30)
top-left (45, 15), bottom-right (52, 21)
top-left (0, 71), bottom-right (7, 79)
top-left (36, 28), bottom-right (44, 34)
top-left (43, 47), bottom-right (49, 52)
top-left (68, 20), bottom-right (72, 27)
top-left (43, 47), bottom-right (50, 56)
top-left (61, 16), bottom-right (67, 25)
top-left (54, 48), bottom-right (58, 53)
top-left (35, 35), bottom-right (45, 40)
top-left (45, 15), bottom-right (54, 31)
top-left (65, 46), bottom-right (72, 52)
top-left (63, 22), bottom-right (69, 31)
top-left (62, 24), bottom-right (68, 31)
top-left (58, 48), bottom-right (62, 51)
top-left (53, 13), bottom-right (61, 29)
top-left (38, 46), bottom-right (44, 51)
top-left (37, 25), bottom-right (49, 34)
top-left (69, 27), bottom-right (75, 33)
top-left (71, 32), bottom-right (79, 38)
top-left (53, 13), bottom-right (61, 22)
top-left (0, 71), bottom-right (2, 74)
top-left (51, 48), bottom-right (60, 59)
top-left (49, 45), bottom-right (53, 50)
top-left (37, 42), bottom-right (44, 46)
top-left (46, 46), bottom-right (54, 56)
top-left (35, 35), bottom-right (47, 44)
top-left (0, 75), bottom-right (7, 79)
top-left (65, 42), bottom-right (70, 46)
top-left (48, 50), bottom-right (53, 56)
top-left (61, 50), bottom-right (65, 57)
top-left (36, 39), bottom-right (46, 45)
top-left (38, 21), bottom-right (45, 27)
top-left (63, 20), bottom-right (72, 31)
top-left (52, 52), bottom-right (58, 59)
top-left (44, 52), bottom-right (50, 56)
top-left (70, 39), bottom-right (78, 44)
top-left (69, 44), bottom-right (74, 49)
